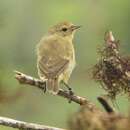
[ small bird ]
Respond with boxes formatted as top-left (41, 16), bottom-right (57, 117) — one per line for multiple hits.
top-left (37, 21), bottom-right (80, 95)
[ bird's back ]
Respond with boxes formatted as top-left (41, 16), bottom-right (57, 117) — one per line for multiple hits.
top-left (38, 34), bottom-right (74, 59)
top-left (37, 34), bottom-right (75, 79)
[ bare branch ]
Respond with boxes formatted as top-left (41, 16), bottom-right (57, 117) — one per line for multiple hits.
top-left (14, 71), bottom-right (97, 110)
top-left (15, 71), bottom-right (116, 113)
top-left (97, 96), bottom-right (115, 113)
top-left (0, 116), bottom-right (66, 130)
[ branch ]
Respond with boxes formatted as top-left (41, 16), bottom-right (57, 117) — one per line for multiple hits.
top-left (0, 116), bottom-right (66, 130)
top-left (97, 96), bottom-right (115, 113)
top-left (14, 71), bottom-right (116, 113)
top-left (14, 71), bottom-right (96, 110)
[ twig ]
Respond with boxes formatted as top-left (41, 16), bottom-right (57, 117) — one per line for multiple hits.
top-left (14, 71), bottom-right (96, 110)
top-left (97, 96), bottom-right (115, 113)
top-left (0, 116), bottom-right (66, 130)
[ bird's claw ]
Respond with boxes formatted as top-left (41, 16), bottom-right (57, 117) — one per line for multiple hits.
top-left (39, 81), bottom-right (47, 93)
top-left (61, 80), bottom-right (74, 103)
top-left (68, 88), bottom-right (74, 103)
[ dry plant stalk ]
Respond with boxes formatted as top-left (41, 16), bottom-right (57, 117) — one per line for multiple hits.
top-left (92, 31), bottom-right (130, 99)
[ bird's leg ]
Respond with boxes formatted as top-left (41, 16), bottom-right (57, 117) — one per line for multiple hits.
top-left (38, 81), bottom-right (47, 93)
top-left (61, 80), bottom-right (74, 94)
top-left (61, 80), bottom-right (74, 103)
top-left (43, 82), bottom-right (47, 93)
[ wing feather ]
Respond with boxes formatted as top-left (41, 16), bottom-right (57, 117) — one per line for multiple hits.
top-left (38, 57), bottom-right (69, 78)
top-left (37, 35), bottom-right (71, 78)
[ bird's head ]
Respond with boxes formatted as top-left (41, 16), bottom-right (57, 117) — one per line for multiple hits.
top-left (48, 21), bottom-right (81, 39)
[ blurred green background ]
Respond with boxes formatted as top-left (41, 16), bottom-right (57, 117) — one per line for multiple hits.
top-left (0, 0), bottom-right (129, 129)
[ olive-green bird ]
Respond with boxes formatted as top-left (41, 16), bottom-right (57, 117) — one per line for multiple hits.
top-left (37, 21), bottom-right (80, 94)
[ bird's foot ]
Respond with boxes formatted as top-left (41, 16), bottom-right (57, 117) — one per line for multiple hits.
top-left (68, 87), bottom-right (74, 103)
top-left (61, 80), bottom-right (74, 103)
top-left (38, 81), bottom-right (47, 93)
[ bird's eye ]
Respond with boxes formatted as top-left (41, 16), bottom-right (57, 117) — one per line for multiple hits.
top-left (62, 27), bottom-right (67, 32)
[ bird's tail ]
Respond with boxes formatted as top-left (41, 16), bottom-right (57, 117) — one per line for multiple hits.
top-left (47, 78), bottom-right (59, 95)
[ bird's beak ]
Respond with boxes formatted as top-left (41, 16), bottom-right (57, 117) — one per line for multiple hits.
top-left (71, 25), bottom-right (81, 31)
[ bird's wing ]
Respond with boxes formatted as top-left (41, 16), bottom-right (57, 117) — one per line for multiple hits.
top-left (38, 35), bottom-right (69, 78)
top-left (38, 56), bottom-right (69, 78)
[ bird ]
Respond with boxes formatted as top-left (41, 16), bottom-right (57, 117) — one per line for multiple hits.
top-left (36, 21), bottom-right (80, 95)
